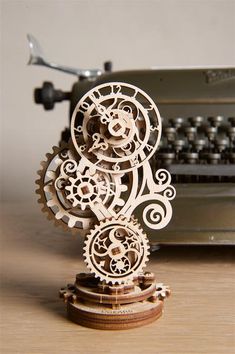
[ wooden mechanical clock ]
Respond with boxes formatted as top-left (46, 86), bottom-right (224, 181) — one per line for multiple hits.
top-left (36, 82), bottom-right (176, 329)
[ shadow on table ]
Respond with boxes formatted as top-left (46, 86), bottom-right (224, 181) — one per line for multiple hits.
top-left (1, 273), bottom-right (68, 321)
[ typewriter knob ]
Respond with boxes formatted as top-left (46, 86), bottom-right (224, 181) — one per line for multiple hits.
top-left (169, 117), bottom-right (184, 129)
top-left (34, 81), bottom-right (70, 110)
top-left (104, 61), bottom-right (112, 72)
top-left (208, 116), bottom-right (224, 127)
top-left (189, 116), bottom-right (204, 127)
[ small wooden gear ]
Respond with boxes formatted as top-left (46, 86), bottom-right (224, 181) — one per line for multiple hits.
top-left (36, 82), bottom-right (175, 329)
top-left (60, 272), bottom-right (170, 330)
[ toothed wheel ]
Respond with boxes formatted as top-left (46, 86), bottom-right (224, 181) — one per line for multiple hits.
top-left (35, 143), bottom-right (127, 231)
top-left (35, 143), bottom-right (94, 230)
top-left (65, 169), bottom-right (126, 211)
top-left (83, 216), bottom-right (150, 284)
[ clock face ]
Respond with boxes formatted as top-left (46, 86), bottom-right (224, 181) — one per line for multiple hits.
top-left (70, 82), bottom-right (162, 174)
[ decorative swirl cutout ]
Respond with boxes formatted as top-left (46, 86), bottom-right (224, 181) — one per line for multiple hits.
top-left (125, 193), bottom-right (173, 231)
top-left (61, 159), bottom-right (78, 176)
top-left (54, 176), bottom-right (67, 191)
top-left (155, 169), bottom-right (171, 185)
top-left (143, 201), bottom-right (172, 230)
top-left (163, 185), bottom-right (176, 200)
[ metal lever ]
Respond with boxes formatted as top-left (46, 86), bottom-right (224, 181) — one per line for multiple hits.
top-left (27, 34), bottom-right (102, 78)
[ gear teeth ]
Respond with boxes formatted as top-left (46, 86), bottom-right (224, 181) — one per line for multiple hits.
top-left (55, 210), bottom-right (65, 220)
top-left (40, 160), bottom-right (47, 169)
top-left (83, 216), bottom-right (150, 285)
top-left (68, 218), bottom-right (76, 228)
top-left (45, 152), bottom-right (52, 160)
top-left (35, 143), bottom-right (95, 233)
top-left (41, 206), bottom-right (48, 213)
top-left (35, 143), bottom-right (139, 237)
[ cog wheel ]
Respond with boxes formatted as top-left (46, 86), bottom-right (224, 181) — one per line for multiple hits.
top-left (65, 169), bottom-right (122, 211)
top-left (83, 216), bottom-right (150, 284)
top-left (155, 283), bottom-right (171, 300)
top-left (36, 143), bottom-right (127, 231)
top-left (71, 82), bottom-right (162, 173)
top-left (36, 143), bottom-right (94, 231)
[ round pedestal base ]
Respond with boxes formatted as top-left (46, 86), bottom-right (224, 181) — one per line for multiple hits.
top-left (67, 296), bottom-right (163, 330)
top-left (60, 272), bottom-right (170, 330)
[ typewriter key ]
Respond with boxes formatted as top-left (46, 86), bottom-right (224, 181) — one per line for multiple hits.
top-left (172, 139), bottom-right (185, 153)
top-left (193, 139), bottom-right (207, 152)
top-left (228, 117), bottom-right (235, 127)
top-left (169, 117), bottom-right (184, 129)
top-left (164, 127), bottom-right (176, 142)
top-left (227, 127), bottom-right (235, 143)
top-left (228, 152), bottom-right (235, 163)
top-left (189, 116), bottom-right (204, 127)
top-left (207, 153), bottom-right (221, 164)
top-left (182, 152), bottom-right (198, 164)
top-left (208, 116), bottom-right (224, 127)
top-left (215, 138), bottom-right (229, 152)
top-left (205, 126), bottom-right (217, 141)
top-left (184, 127), bottom-right (197, 141)
top-left (158, 152), bottom-right (175, 166)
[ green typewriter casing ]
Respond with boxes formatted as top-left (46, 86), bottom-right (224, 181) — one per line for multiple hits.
top-left (34, 65), bottom-right (235, 245)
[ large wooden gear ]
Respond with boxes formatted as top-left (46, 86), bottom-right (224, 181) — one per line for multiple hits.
top-left (83, 216), bottom-right (150, 284)
top-left (36, 82), bottom-right (176, 329)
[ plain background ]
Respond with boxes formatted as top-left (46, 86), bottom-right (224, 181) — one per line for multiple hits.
top-left (1, 0), bottom-right (235, 202)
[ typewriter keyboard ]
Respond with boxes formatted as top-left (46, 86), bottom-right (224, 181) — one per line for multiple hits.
top-left (156, 116), bottom-right (235, 183)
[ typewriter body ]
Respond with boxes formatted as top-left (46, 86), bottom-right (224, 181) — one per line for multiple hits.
top-left (29, 35), bottom-right (235, 245)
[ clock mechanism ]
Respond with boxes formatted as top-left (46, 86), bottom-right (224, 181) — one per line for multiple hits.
top-left (36, 82), bottom-right (175, 329)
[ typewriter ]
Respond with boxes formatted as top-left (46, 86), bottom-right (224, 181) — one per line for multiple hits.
top-left (28, 34), bottom-right (235, 245)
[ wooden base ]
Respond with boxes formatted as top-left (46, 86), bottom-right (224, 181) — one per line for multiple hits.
top-left (67, 298), bottom-right (163, 330)
top-left (60, 272), bottom-right (170, 330)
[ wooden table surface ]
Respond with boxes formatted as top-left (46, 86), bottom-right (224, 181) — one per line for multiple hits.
top-left (1, 203), bottom-right (235, 354)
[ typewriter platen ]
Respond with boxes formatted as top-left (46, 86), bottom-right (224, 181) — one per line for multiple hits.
top-left (29, 35), bottom-right (235, 245)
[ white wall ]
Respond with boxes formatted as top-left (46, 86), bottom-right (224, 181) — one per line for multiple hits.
top-left (1, 0), bottom-right (235, 202)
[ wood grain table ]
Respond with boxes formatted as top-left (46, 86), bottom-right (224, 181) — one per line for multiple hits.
top-left (1, 203), bottom-right (234, 354)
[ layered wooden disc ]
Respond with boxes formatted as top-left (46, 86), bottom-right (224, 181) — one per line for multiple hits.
top-left (60, 272), bottom-right (170, 330)
top-left (67, 298), bottom-right (163, 330)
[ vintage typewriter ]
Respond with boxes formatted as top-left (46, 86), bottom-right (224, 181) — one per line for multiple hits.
top-left (28, 34), bottom-right (235, 245)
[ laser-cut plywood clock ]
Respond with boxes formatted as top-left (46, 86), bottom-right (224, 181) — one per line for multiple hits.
top-left (36, 82), bottom-right (176, 329)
